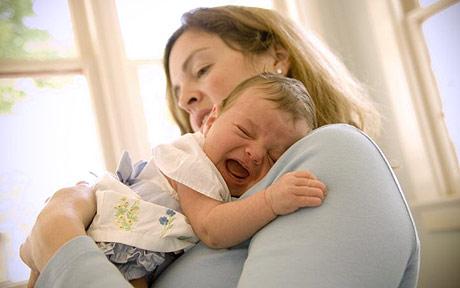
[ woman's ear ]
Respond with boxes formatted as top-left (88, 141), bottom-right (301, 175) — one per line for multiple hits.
top-left (202, 105), bottom-right (219, 136)
top-left (271, 44), bottom-right (290, 75)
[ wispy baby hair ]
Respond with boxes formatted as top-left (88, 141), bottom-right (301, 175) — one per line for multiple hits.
top-left (220, 72), bottom-right (317, 130)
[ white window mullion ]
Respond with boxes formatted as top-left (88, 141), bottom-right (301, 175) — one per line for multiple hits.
top-left (405, 0), bottom-right (460, 197)
top-left (0, 59), bottom-right (82, 77)
top-left (69, 0), bottom-right (150, 170)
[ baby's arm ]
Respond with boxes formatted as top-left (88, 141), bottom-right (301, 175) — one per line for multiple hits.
top-left (175, 171), bottom-right (326, 249)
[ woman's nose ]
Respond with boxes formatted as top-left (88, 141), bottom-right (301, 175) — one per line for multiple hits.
top-left (177, 87), bottom-right (201, 113)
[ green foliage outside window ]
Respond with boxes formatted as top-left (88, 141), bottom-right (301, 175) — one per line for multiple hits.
top-left (0, 0), bottom-right (49, 59)
top-left (0, 0), bottom-right (55, 114)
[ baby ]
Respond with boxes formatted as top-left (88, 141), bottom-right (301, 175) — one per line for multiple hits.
top-left (87, 73), bottom-right (326, 287)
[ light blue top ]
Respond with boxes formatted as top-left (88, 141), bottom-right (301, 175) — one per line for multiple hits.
top-left (36, 124), bottom-right (420, 288)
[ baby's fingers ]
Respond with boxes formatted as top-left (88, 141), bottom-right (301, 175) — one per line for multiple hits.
top-left (27, 270), bottom-right (39, 288)
top-left (298, 195), bottom-right (323, 207)
top-left (291, 170), bottom-right (317, 180)
top-left (295, 178), bottom-right (327, 192)
top-left (295, 186), bottom-right (326, 200)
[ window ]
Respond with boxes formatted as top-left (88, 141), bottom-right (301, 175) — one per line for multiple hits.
top-left (0, 0), bottom-right (104, 282)
top-left (114, 0), bottom-right (273, 147)
top-left (401, 0), bottom-right (460, 199)
top-left (422, 2), bottom-right (460, 163)
top-left (0, 0), bottom-right (275, 284)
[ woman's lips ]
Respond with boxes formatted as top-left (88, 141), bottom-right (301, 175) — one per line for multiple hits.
top-left (192, 108), bottom-right (212, 131)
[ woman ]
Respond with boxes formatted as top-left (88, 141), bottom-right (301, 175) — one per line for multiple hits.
top-left (164, 6), bottom-right (379, 135)
top-left (21, 6), bottom-right (419, 288)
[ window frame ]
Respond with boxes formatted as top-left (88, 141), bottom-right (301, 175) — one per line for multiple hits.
top-left (68, 0), bottom-right (151, 169)
top-left (397, 0), bottom-right (460, 199)
top-left (0, 0), bottom-right (151, 172)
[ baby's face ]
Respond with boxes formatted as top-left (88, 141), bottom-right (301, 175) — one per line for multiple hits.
top-left (203, 87), bottom-right (309, 197)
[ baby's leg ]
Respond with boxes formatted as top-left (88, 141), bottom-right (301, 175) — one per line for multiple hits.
top-left (130, 276), bottom-right (149, 288)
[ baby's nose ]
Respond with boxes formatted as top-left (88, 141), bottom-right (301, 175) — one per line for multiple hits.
top-left (245, 146), bottom-right (264, 165)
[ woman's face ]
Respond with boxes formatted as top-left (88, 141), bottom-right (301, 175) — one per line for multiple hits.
top-left (168, 29), bottom-right (278, 132)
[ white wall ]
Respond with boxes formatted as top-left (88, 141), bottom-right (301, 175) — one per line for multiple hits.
top-left (412, 199), bottom-right (460, 288)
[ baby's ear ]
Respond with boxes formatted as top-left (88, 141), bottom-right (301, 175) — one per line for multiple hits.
top-left (203, 105), bottom-right (219, 136)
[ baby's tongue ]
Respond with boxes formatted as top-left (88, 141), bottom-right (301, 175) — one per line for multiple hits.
top-left (226, 160), bottom-right (249, 178)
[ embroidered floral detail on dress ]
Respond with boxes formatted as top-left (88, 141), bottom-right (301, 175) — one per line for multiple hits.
top-left (159, 209), bottom-right (176, 237)
top-left (114, 197), bottom-right (140, 231)
top-left (177, 235), bottom-right (194, 241)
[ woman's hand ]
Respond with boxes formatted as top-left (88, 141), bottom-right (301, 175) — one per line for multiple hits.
top-left (264, 171), bottom-right (327, 215)
top-left (19, 183), bottom-right (96, 286)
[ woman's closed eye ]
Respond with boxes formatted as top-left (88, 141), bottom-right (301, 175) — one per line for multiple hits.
top-left (195, 64), bottom-right (212, 79)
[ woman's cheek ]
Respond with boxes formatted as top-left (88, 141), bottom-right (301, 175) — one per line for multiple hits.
top-left (208, 75), bottom-right (235, 105)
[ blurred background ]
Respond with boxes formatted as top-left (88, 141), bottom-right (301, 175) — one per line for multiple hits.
top-left (0, 0), bottom-right (458, 287)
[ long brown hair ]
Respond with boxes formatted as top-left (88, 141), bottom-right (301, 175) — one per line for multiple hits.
top-left (164, 6), bottom-right (380, 136)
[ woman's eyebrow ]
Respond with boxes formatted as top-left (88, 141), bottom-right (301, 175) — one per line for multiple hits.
top-left (172, 47), bottom-right (210, 100)
top-left (182, 47), bottom-right (210, 72)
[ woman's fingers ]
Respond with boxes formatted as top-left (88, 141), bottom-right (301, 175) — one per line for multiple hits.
top-left (27, 270), bottom-right (40, 288)
top-left (20, 237), bottom-right (41, 287)
top-left (19, 238), bottom-right (35, 271)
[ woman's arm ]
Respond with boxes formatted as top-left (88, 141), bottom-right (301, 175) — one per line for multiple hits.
top-left (20, 184), bottom-right (133, 288)
top-left (20, 184), bottom-right (96, 273)
top-left (175, 171), bottom-right (326, 249)
top-left (155, 124), bottom-right (420, 288)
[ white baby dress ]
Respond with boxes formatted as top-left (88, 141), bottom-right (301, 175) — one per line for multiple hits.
top-left (87, 132), bottom-right (231, 280)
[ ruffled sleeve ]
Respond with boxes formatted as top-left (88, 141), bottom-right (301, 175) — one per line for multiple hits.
top-left (153, 132), bottom-right (231, 202)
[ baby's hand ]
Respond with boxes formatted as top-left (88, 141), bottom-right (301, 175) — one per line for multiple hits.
top-left (264, 171), bottom-right (327, 216)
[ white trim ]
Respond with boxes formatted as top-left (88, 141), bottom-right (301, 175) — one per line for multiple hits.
top-left (407, 0), bottom-right (458, 20)
top-left (292, 0), bottom-right (459, 202)
top-left (412, 194), bottom-right (460, 210)
top-left (385, 0), bottom-right (447, 202)
top-left (412, 195), bottom-right (460, 232)
top-left (0, 59), bottom-right (82, 77)
top-left (68, 0), bottom-right (150, 170)
top-left (402, 0), bottom-right (460, 196)
top-left (0, 281), bottom-right (27, 288)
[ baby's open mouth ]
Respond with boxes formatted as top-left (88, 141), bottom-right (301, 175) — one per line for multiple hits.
top-left (226, 159), bottom-right (249, 179)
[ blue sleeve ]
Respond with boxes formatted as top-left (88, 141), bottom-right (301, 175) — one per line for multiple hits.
top-left (36, 236), bottom-right (132, 288)
top-left (155, 124), bottom-right (420, 288)
top-left (237, 124), bottom-right (420, 288)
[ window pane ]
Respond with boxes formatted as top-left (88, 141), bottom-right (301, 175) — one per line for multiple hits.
top-left (116, 0), bottom-right (273, 59)
top-left (418, 0), bottom-right (438, 7)
top-left (422, 3), bottom-right (460, 162)
top-left (0, 0), bottom-right (77, 60)
top-left (0, 75), bottom-right (104, 282)
top-left (137, 64), bottom-right (181, 146)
